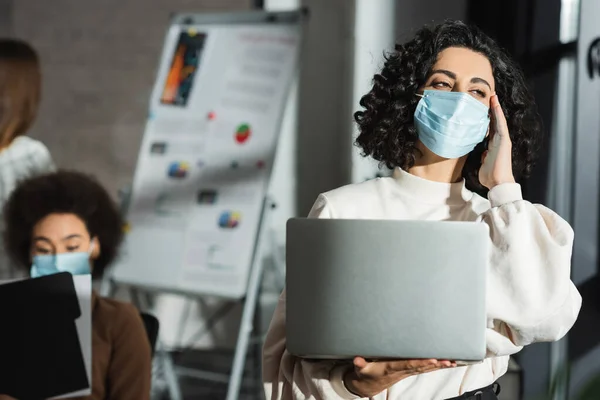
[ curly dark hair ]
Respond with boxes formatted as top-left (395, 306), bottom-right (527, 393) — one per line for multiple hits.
top-left (3, 170), bottom-right (124, 278)
top-left (354, 20), bottom-right (542, 195)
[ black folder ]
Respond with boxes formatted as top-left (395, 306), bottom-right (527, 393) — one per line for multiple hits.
top-left (0, 272), bottom-right (89, 399)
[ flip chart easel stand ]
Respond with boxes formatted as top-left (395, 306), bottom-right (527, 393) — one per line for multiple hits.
top-left (100, 10), bottom-right (304, 399)
top-left (101, 197), bottom-right (276, 400)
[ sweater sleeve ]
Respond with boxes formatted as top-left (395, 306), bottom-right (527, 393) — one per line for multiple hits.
top-left (263, 194), bottom-right (363, 400)
top-left (30, 140), bottom-right (56, 175)
top-left (479, 183), bottom-right (582, 357)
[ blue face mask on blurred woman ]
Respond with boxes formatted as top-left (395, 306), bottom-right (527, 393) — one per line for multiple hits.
top-left (30, 242), bottom-right (94, 278)
top-left (413, 90), bottom-right (490, 158)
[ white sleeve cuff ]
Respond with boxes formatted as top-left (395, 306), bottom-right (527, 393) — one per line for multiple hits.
top-left (329, 365), bottom-right (363, 399)
top-left (487, 183), bottom-right (523, 207)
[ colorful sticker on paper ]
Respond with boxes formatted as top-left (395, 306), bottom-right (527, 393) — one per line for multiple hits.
top-left (218, 211), bottom-right (241, 228)
top-left (234, 123), bottom-right (251, 144)
top-left (168, 161), bottom-right (189, 179)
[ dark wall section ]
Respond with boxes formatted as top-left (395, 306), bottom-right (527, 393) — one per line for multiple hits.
top-left (521, 0), bottom-right (562, 206)
top-left (0, 0), bottom-right (12, 36)
top-left (468, 1), bottom-right (563, 398)
top-left (467, 0), bottom-right (561, 205)
top-left (468, 1), bottom-right (533, 59)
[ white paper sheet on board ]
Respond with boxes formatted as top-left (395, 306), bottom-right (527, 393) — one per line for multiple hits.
top-left (113, 13), bottom-right (301, 299)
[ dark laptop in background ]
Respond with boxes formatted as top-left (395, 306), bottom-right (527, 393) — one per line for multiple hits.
top-left (0, 272), bottom-right (89, 399)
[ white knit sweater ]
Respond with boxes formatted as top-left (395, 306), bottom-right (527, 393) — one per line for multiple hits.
top-left (0, 136), bottom-right (55, 280)
top-left (263, 168), bottom-right (581, 400)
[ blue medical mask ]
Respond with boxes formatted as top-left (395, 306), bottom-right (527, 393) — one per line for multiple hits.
top-left (30, 242), bottom-right (94, 278)
top-left (414, 90), bottom-right (490, 158)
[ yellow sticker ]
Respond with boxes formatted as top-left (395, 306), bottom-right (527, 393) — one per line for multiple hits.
top-left (187, 28), bottom-right (197, 36)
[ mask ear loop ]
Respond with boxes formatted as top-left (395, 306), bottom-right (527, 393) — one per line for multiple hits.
top-left (415, 93), bottom-right (425, 98)
top-left (88, 239), bottom-right (96, 256)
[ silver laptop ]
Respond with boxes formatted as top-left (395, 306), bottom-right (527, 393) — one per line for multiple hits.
top-left (285, 218), bottom-right (489, 362)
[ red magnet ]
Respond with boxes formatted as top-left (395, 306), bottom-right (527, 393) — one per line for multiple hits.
top-left (207, 111), bottom-right (216, 120)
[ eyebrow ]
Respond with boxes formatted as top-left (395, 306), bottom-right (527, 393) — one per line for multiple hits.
top-left (470, 77), bottom-right (492, 90)
top-left (62, 234), bottom-right (83, 241)
top-left (32, 234), bottom-right (83, 242)
top-left (430, 69), bottom-right (492, 90)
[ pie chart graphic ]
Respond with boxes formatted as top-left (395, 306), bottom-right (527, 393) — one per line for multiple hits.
top-left (234, 123), bottom-right (251, 144)
top-left (167, 161), bottom-right (190, 179)
top-left (218, 211), bottom-right (241, 229)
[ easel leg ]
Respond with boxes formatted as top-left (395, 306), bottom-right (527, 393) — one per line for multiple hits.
top-left (226, 199), bottom-right (272, 400)
top-left (130, 287), bottom-right (184, 400)
top-left (157, 340), bottom-right (184, 400)
top-left (252, 297), bottom-right (263, 399)
top-left (226, 292), bottom-right (262, 400)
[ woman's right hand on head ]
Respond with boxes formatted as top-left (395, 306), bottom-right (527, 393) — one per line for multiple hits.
top-left (344, 357), bottom-right (457, 397)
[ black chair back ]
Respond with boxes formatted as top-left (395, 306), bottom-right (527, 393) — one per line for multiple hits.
top-left (139, 312), bottom-right (159, 357)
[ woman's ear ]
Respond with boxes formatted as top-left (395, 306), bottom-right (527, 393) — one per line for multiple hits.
top-left (91, 237), bottom-right (101, 260)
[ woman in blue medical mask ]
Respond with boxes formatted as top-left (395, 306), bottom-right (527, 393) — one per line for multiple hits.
top-left (1, 170), bottom-right (151, 400)
top-left (263, 20), bottom-right (581, 400)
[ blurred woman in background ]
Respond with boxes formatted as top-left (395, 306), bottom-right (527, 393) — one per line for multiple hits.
top-left (0, 39), bottom-right (55, 279)
top-left (2, 170), bottom-right (152, 399)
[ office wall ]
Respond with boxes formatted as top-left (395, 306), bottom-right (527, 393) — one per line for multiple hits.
top-left (349, 0), bottom-right (396, 184)
top-left (267, 0), bottom-right (352, 236)
top-left (6, 0), bottom-right (252, 197)
top-left (0, 0), bottom-right (11, 36)
top-left (396, 0), bottom-right (467, 39)
top-left (294, 0), bottom-right (353, 215)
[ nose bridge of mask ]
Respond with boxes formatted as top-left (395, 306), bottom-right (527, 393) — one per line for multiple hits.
top-left (422, 89), bottom-right (490, 112)
top-left (419, 91), bottom-right (490, 124)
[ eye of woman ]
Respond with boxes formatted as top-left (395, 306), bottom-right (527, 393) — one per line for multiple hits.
top-left (469, 87), bottom-right (487, 98)
top-left (64, 236), bottom-right (84, 252)
top-left (432, 80), bottom-right (452, 90)
top-left (34, 246), bottom-right (52, 254)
